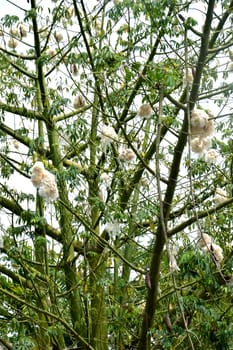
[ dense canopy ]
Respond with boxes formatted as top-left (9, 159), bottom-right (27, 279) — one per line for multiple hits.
top-left (0, 0), bottom-right (233, 349)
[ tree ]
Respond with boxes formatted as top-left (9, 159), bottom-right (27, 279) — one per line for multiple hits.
top-left (0, 0), bottom-right (233, 349)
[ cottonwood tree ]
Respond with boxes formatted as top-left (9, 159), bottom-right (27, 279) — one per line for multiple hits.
top-left (0, 0), bottom-right (233, 349)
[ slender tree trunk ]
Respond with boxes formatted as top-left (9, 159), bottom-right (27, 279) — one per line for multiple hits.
top-left (88, 256), bottom-right (108, 350)
top-left (137, 1), bottom-right (216, 348)
top-left (87, 176), bottom-right (108, 350)
top-left (31, 0), bottom-right (85, 346)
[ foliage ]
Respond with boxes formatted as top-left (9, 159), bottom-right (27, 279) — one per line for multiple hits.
top-left (0, 0), bottom-right (232, 349)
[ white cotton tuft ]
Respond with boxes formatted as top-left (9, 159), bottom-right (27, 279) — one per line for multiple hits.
top-left (205, 149), bottom-right (218, 163)
top-left (228, 62), bottom-right (233, 72)
top-left (186, 68), bottom-right (193, 84)
top-left (191, 137), bottom-right (208, 153)
top-left (38, 171), bottom-right (59, 201)
top-left (138, 104), bottom-right (152, 119)
top-left (100, 172), bottom-right (109, 182)
top-left (54, 31), bottom-right (63, 42)
top-left (73, 95), bottom-right (85, 109)
top-left (215, 187), bottom-right (228, 204)
top-left (191, 108), bottom-right (214, 139)
top-left (19, 24), bottom-right (27, 38)
top-left (31, 162), bottom-right (59, 201)
top-left (198, 233), bottom-right (213, 248)
top-left (31, 161), bottom-right (45, 187)
top-left (9, 27), bottom-right (19, 37)
top-left (210, 243), bottom-right (224, 263)
top-left (229, 50), bottom-right (233, 61)
top-left (198, 233), bottom-right (224, 263)
top-left (169, 254), bottom-right (180, 272)
top-left (31, 161), bottom-right (45, 172)
top-left (202, 242), bottom-right (224, 263)
top-left (8, 38), bottom-right (18, 49)
top-left (191, 109), bottom-right (208, 125)
top-left (119, 148), bottom-right (135, 162)
top-left (66, 6), bottom-right (74, 18)
top-left (100, 125), bottom-right (118, 146)
top-left (47, 48), bottom-right (57, 56)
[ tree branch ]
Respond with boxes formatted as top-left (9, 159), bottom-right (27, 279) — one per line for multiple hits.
top-left (0, 286), bottom-right (96, 350)
top-left (0, 264), bottom-right (32, 288)
top-left (0, 196), bottom-right (61, 242)
top-left (54, 104), bottom-right (92, 123)
top-left (0, 51), bottom-right (36, 79)
top-left (168, 197), bottom-right (233, 237)
top-left (0, 102), bottom-right (45, 121)
top-left (58, 199), bottom-right (146, 275)
top-left (0, 46), bottom-right (35, 60)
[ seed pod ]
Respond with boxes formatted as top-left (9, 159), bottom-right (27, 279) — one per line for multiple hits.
top-left (8, 38), bottom-right (18, 49)
top-left (40, 28), bottom-right (48, 39)
top-left (138, 104), bottom-right (152, 119)
top-left (70, 64), bottom-right (79, 76)
top-left (54, 31), bottom-right (63, 42)
top-left (19, 24), bottom-right (27, 38)
top-left (66, 6), bottom-right (74, 18)
top-left (47, 48), bottom-right (57, 56)
top-left (164, 313), bottom-right (172, 332)
top-left (73, 95), bottom-right (85, 109)
top-left (13, 140), bottom-right (19, 150)
top-left (9, 26), bottom-right (19, 37)
top-left (145, 270), bottom-right (151, 289)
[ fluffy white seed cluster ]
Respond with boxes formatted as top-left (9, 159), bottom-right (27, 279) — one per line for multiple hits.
top-left (210, 243), bottom-right (224, 262)
top-left (119, 148), bottom-right (135, 162)
top-left (105, 221), bottom-right (120, 235)
top-left (66, 6), bottom-right (74, 18)
top-left (9, 26), bottom-right (20, 37)
top-left (198, 233), bottom-right (213, 247)
top-left (73, 95), bottom-right (85, 109)
top-left (229, 49), bottom-right (233, 61)
top-left (214, 187), bottom-right (228, 204)
top-left (228, 50), bottom-right (233, 71)
top-left (31, 161), bottom-right (59, 201)
top-left (70, 64), bottom-right (79, 77)
top-left (54, 31), bottom-right (63, 42)
top-left (205, 149), bottom-right (218, 163)
top-left (137, 103), bottom-right (152, 119)
top-left (19, 24), bottom-right (27, 38)
top-left (191, 108), bottom-right (214, 138)
top-left (100, 172), bottom-right (110, 182)
top-left (191, 137), bottom-right (209, 154)
top-left (186, 67), bottom-right (194, 85)
top-left (198, 233), bottom-right (223, 263)
top-left (190, 108), bottom-right (215, 156)
top-left (100, 125), bottom-right (118, 146)
top-left (47, 48), bottom-right (57, 57)
top-left (169, 254), bottom-right (180, 272)
top-left (7, 25), bottom-right (28, 49)
top-left (229, 61), bottom-right (233, 71)
top-left (31, 161), bottom-right (45, 187)
top-left (40, 28), bottom-right (48, 39)
top-left (8, 38), bottom-right (18, 49)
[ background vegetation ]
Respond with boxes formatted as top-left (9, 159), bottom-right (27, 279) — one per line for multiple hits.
top-left (0, 0), bottom-right (233, 349)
